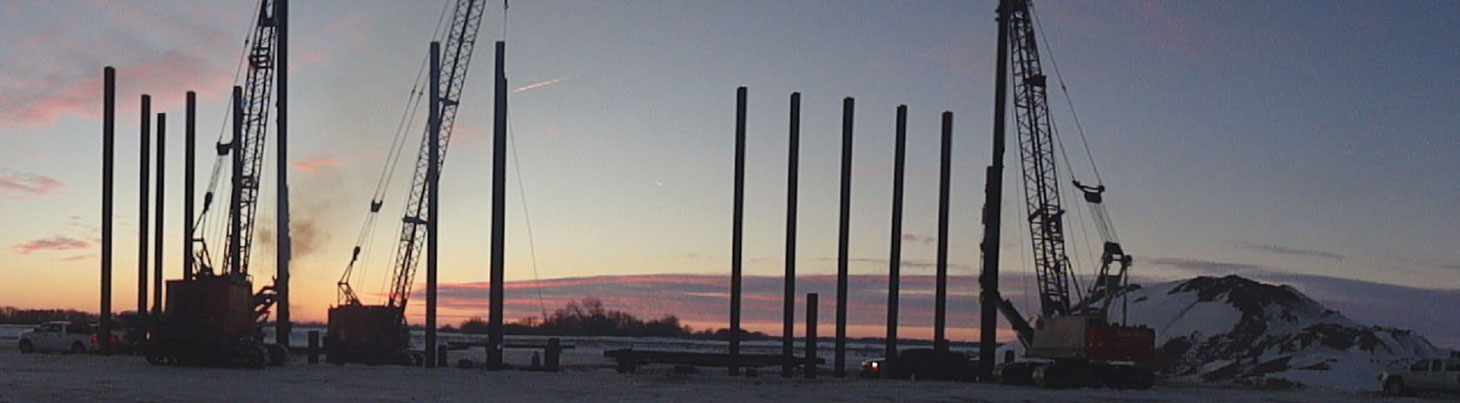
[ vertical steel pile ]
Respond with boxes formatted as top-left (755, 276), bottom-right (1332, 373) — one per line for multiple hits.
top-left (834, 97), bottom-right (854, 378)
top-left (979, 0), bottom-right (1014, 380)
top-left (138, 94), bottom-right (151, 315)
top-left (934, 112), bottom-right (953, 353)
top-left (885, 105), bottom-right (907, 362)
top-left (100, 66), bottom-right (116, 355)
top-left (274, 0), bottom-right (292, 348)
top-left (781, 92), bottom-right (801, 378)
top-left (226, 86), bottom-right (240, 275)
top-left (153, 113), bottom-right (165, 316)
top-left (425, 40), bottom-right (441, 369)
top-left (184, 92), bottom-right (195, 281)
top-left (488, 40), bottom-right (508, 370)
top-left (229, 86), bottom-right (243, 275)
top-left (805, 293), bottom-right (818, 379)
top-left (729, 86), bottom-right (747, 376)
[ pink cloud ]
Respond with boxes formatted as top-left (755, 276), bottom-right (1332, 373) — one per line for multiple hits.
top-left (290, 156), bottom-right (342, 173)
top-left (0, 170), bottom-right (64, 197)
top-left (299, 50), bottom-right (328, 65)
top-left (12, 236), bottom-right (90, 255)
top-left (60, 253), bottom-right (95, 262)
top-left (901, 234), bottom-right (936, 245)
top-left (0, 2), bottom-right (237, 131)
top-left (453, 125), bottom-right (487, 147)
top-left (327, 12), bottom-right (371, 35)
top-left (1121, 0), bottom-right (1218, 63)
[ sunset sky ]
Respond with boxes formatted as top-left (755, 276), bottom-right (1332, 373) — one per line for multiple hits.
top-left (1, 1), bottom-right (1456, 345)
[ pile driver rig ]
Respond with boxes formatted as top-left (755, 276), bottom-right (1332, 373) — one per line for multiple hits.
top-left (980, 0), bottom-right (1155, 389)
top-left (146, 0), bottom-right (289, 368)
top-left (328, 0), bottom-right (486, 365)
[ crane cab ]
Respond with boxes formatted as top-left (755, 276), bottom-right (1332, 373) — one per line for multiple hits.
top-left (1030, 315), bottom-right (1154, 363)
top-left (326, 304), bottom-right (418, 365)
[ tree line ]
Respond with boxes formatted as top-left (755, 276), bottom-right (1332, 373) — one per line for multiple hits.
top-left (0, 307), bottom-right (95, 324)
top-left (444, 298), bottom-right (769, 340)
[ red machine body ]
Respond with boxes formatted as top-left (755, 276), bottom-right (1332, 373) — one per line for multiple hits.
top-left (326, 305), bottom-right (414, 365)
top-left (164, 275), bottom-right (255, 335)
top-left (1086, 323), bottom-right (1155, 363)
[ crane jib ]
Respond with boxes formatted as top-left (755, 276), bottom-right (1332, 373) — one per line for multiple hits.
top-left (383, 0), bottom-right (487, 312)
top-left (1008, 0), bottom-right (1074, 318)
top-left (1004, 0), bottom-right (1133, 322)
top-left (221, 0), bottom-right (278, 276)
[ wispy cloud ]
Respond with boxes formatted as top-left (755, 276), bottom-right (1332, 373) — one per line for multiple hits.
top-left (901, 234), bottom-right (936, 246)
top-left (818, 256), bottom-right (969, 271)
top-left (1143, 257), bottom-right (1274, 275)
top-left (513, 77), bottom-right (567, 93)
top-left (1234, 241), bottom-right (1344, 260)
top-left (0, 2), bottom-right (236, 130)
top-left (685, 252), bottom-right (715, 261)
top-left (12, 236), bottom-right (90, 255)
top-left (60, 253), bottom-right (95, 262)
top-left (0, 169), bottom-right (63, 197)
top-left (289, 156), bottom-right (341, 173)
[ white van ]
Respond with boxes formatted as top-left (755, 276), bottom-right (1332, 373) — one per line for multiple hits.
top-left (16, 321), bottom-right (95, 354)
top-left (1380, 357), bottom-right (1460, 396)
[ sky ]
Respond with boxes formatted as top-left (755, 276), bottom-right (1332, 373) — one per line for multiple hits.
top-left (0, 1), bottom-right (1457, 346)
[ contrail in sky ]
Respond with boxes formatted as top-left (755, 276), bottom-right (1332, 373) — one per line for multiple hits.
top-left (514, 77), bottom-right (567, 93)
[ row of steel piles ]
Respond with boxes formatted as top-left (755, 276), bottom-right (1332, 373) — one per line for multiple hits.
top-left (98, 0), bottom-right (292, 353)
top-left (422, 40), bottom-right (510, 370)
top-left (96, 68), bottom-right (203, 354)
top-left (729, 88), bottom-right (959, 378)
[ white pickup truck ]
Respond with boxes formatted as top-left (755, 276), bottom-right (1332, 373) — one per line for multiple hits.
top-left (1380, 357), bottom-right (1460, 396)
top-left (17, 321), bottom-right (97, 354)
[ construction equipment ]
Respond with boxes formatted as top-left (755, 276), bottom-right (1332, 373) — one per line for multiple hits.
top-left (329, 0), bottom-right (486, 365)
top-left (146, 0), bottom-right (287, 368)
top-left (982, 0), bottom-right (1155, 389)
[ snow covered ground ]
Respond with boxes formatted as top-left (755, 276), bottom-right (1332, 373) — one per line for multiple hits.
top-left (0, 346), bottom-right (1391, 402)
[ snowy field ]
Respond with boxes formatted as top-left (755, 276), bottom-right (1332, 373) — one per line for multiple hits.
top-left (1, 324), bottom-right (932, 370)
top-left (0, 345), bottom-right (1406, 402)
top-left (4, 323), bottom-right (1446, 402)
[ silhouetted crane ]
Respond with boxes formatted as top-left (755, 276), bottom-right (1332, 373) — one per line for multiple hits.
top-left (982, 0), bottom-right (1154, 389)
top-left (329, 0), bottom-right (486, 365)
